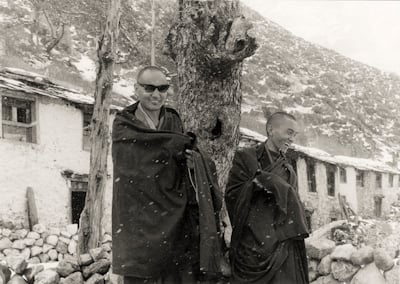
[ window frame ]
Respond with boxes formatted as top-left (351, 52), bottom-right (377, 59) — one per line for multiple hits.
top-left (339, 167), bottom-right (347, 183)
top-left (389, 174), bottom-right (394, 188)
top-left (376, 173), bottom-right (382, 189)
top-left (1, 92), bottom-right (38, 143)
top-left (326, 165), bottom-right (336, 197)
top-left (306, 159), bottom-right (317, 193)
top-left (356, 170), bottom-right (365, 187)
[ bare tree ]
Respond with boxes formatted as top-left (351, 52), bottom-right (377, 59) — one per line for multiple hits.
top-left (78, 0), bottom-right (121, 253)
top-left (165, 0), bottom-right (257, 235)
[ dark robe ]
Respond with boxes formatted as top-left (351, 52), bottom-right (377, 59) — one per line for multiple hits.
top-left (225, 142), bottom-right (309, 284)
top-left (112, 102), bottom-right (222, 280)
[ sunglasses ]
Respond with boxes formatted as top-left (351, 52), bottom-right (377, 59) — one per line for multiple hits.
top-left (138, 83), bottom-right (170, 93)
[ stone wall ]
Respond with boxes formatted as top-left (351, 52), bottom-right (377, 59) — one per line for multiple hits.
top-left (306, 220), bottom-right (400, 284)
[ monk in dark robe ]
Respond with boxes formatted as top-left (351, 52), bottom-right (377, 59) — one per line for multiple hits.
top-left (112, 66), bottom-right (223, 284)
top-left (225, 112), bottom-right (309, 284)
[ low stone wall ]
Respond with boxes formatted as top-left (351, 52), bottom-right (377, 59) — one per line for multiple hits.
top-left (306, 220), bottom-right (400, 284)
top-left (0, 222), bottom-right (118, 283)
top-left (0, 246), bottom-right (120, 284)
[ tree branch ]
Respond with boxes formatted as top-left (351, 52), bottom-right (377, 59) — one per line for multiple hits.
top-left (46, 23), bottom-right (65, 54)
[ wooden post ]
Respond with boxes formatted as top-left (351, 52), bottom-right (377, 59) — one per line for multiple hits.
top-left (26, 187), bottom-right (39, 230)
top-left (78, 0), bottom-right (121, 254)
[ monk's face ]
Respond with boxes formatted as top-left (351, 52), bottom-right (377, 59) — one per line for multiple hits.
top-left (135, 69), bottom-right (169, 111)
top-left (268, 117), bottom-right (298, 153)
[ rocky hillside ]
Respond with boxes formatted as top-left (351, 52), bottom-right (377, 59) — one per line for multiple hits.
top-left (1, 0), bottom-right (399, 163)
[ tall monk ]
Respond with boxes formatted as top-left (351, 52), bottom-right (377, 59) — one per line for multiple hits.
top-left (225, 112), bottom-right (309, 284)
top-left (112, 66), bottom-right (223, 283)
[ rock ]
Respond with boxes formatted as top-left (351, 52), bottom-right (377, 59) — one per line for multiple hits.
top-left (15, 230), bottom-right (28, 239)
top-left (7, 275), bottom-right (27, 284)
top-left (38, 253), bottom-right (50, 263)
top-left (82, 259), bottom-right (111, 279)
top-left (3, 221), bottom-right (14, 230)
top-left (104, 272), bottom-right (122, 284)
top-left (385, 263), bottom-right (400, 284)
top-left (101, 243), bottom-right (111, 253)
top-left (59, 237), bottom-right (70, 245)
top-left (20, 248), bottom-right (31, 260)
top-left (318, 255), bottom-right (333, 275)
top-left (27, 232), bottom-right (40, 240)
top-left (48, 228), bottom-right (60, 236)
top-left (68, 240), bottom-right (77, 255)
top-left (48, 249), bottom-right (58, 261)
top-left (24, 264), bottom-right (44, 282)
top-left (1, 229), bottom-right (11, 238)
top-left (6, 255), bottom-right (28, 275)
top-left (0, 238), bottom-right (12, 251)
top-left (61, 271), bottom-right (84, 284)
top-left (31, 246), bottom-right (43, 257)
top-left (28, 257), bottom-right (41, 264)
top-left (3, 248), bottom-right (20, 257)
top-left (306, 237), bottom-right (336, 260)
top-left (66, 224), bottom-right (78, 236)
top-left (9, 233), bottom-right (21, 241)
top-left (309, 270), bottom-right (318, 282)
top-left (0, 263), bottom-right (11, 283)
top-left (56, 260), bottom-right (79, 277)
top-left (350, 263), bottom-right (386, 284)
top-left (374, 248), bottom-right (394, 271)
top-left (56, 241), bottom-right (68, 254)
top-left (86, 273), bottom-right (105, 284)
top-left (79, 254), bottom-right (93, 266)
top-left (34, 269), bottom-right (60, 284)
top-left (34, 239), bottom-right (44, 246)
top-left (12, 240), bottom-right (26, 250)
top-left (330, 244), bottom-right (357, 261)
top-left (72, 235), bottom-right (78, 242)
top-left (32, 224), bottom-right (46, 235)
top-left (60, 231), bottom-right (72, 239)
top-left (311, 274), bottom-right (340, 284)
top-left (42, 244), bottom-right (52, 254)
top-left (24, 238), bottom-right (36, 247)
top-left (63, 255), bottom-right (79, 266)
top-left (102, 234), bottom-right (112, 244)
top-left (45, 236), bottom-right (58, 247)
top-left (58, 253), bottom-right (64, 261)
top-left (89, 248), bottom-right (108, 262)
top-left (331, 260), bottom-right (359, 282)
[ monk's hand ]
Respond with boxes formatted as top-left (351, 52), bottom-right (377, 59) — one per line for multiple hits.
top-left (253, 176), bottom-right (273, 193)
top-left (185, 149), bottom-right (194, 169)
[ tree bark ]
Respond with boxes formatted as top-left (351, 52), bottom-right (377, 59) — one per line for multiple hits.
top-left (78, 0), bottom-right (121, 254)
top-left (165, 0), bottom-right (257, 237)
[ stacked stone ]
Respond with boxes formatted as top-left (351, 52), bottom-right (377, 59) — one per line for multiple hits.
top-left (0, 223), bottom-right (80, 264)
top-left (306, 236), bottom-right (400, 283)
top-left (0, 242), bottom-right (117, 283)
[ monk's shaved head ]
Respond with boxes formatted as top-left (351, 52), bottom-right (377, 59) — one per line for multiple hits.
top-left (266, 112), bottom-right (296, 135)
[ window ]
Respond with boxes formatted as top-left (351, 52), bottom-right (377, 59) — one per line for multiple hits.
top-left (340, 167), bottom-right (347, 183)
top-left (327, 165), bottom-right (336, 197)
top-left (389, 174), bottom-right (394, 187)
top-left (71, 180), bottom-right (88, 225)
top-left (356, 170), bottom-right (365, 187)
top-left (306, 160), bottom-right (316, 192)
top-left (376, 173), bottom-right (382, 189)
top-left (1, 96), bottom-right (36, 143)
top-left (374, 196), bottom-right (382, 217)
top-left (82, 111), bottom-right (92, 151)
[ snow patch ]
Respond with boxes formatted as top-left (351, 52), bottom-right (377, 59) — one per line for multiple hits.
top-left (112, 78), bottom-right (135, 103)
top-left (72, 55), bottom-right (96, 82)
top-left (285, 104), bottom-right (313, 114)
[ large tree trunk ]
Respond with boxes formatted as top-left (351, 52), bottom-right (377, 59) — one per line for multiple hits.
top-left (165, 0), bottom-right (257, 240)
top-left (78, 0), bottom-right (121, 254)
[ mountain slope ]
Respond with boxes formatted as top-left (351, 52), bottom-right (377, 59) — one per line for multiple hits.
top-left (1, 0), bottom-right (399, 163)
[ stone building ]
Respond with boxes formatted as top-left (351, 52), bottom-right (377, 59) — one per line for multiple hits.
top-left (240, 128), bottom-right (400, 231)
top-left (0, 68), bottom-right (122, 233)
